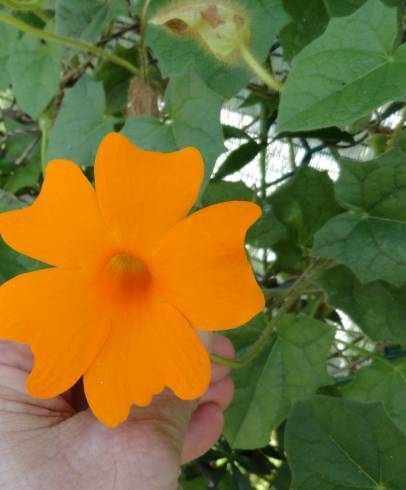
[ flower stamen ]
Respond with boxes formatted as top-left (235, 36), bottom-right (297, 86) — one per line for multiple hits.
top-left (103, 253), bottom-right (151, 300)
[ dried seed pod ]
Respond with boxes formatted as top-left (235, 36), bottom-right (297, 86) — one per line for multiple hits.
top-left (127, 78), bottom-right (160, 117)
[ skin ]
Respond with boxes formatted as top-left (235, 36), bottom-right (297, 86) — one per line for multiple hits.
top-left (0, 333), bottom-right (235, 490)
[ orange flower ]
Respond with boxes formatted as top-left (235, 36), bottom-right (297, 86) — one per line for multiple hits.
top-left (0, 133), bottom-right (264, 427)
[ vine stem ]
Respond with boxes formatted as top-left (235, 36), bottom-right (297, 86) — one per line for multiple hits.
top-left (259, 103), bottom-right (268, 272)
top-left (337, 339), bottom-right (393, 368)
top-left (0, 12), bottom-right (140, 76)
top-left (211, 259), bottom-right (328, 369)
top-left (139, 0), bottom-right (152, 79)
top-left (239, 44), bottom-right (283, 92)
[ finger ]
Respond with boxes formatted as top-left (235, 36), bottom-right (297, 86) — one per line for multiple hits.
top-left (0, 340), bottom-right (75, 412)
top-left (0, 364), bottom-right (72, 419)
top-left (211, 334), bottom-right (235, 383)
top-left (0, 340), bottom-right (73, 413)
top-left (199, 376), bottom-right (234, 411)
top-left (181, 402), bottom-right (224, 464)
top-left (0, 340), bottom-right (33, 373)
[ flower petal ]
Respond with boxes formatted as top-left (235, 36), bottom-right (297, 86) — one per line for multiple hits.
top-left (150, 201), bottom-right (265, 330)
top-left (84, 297), bottom-right (210, 428)
top-left (0, 268), bottom-right (110, 398)
top-left (0, 160), bottom-right (109, 268)
top-left (94, 132), bottom-right (204, 253)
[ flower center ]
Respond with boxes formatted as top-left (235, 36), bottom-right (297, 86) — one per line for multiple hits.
top-left (103, 253), bottom-right (151, 299)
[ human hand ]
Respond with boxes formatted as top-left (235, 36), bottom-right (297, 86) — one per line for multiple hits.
top-left (0, 333), bottom-right (234, 490)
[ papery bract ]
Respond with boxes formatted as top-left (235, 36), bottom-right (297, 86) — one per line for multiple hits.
top-left (150, 1), bottom-right (251, 63)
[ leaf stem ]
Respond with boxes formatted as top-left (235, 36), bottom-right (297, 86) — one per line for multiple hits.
top-left (211, 259), bottom-right (329, 368)
top-left (239, 44), bottom-right (283, 92)
top-left (139, 0), bottom-right (152, 79)
top-left (287, 138), bottom-right (296, 170)
top-left (0, 12), bottom-right (140, 76)
top-left (39, 117), bottom-right (49, 174)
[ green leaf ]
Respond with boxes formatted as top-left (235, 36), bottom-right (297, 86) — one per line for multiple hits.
top-left (121, 116), bottom-right (177, 152)
top-left (146, 0), bottom-right (290, 98)
top-left (323, 0), bottom-right (369, 16)
top-left (334, 149), bottom-right (406, 215)
top-left (271, 463), bottom-right (292, 490)
top-left (272, 240), bottom-right (303, 269)
top-left (55, 0), bottom-right (127, 42)
top-left (218, 474), bottom-right (238, 490)
top-left (1, 118), bottom-right (41, 192)
top-left (165, 68), bottom-right (224, 184)
top-left (4, 151), bottom-right (41, 194)
top-left (323, 0), bottom-right (403, 17)
top-left (182, 478), bottom-right (209, 490)
top-left (123, 68), bottom-right (224, 185)
top-left (213, 141), bottom-right (261, 180)
top-left (222, 124), bottom-right (253, 141)
top-left (268, 167), bottom-right (342, 248)
top-left (0, 23), bottom-right (19, 90)
top-left (319, 266), bottom-right (406, 342)
top-left (202, 181), bottom-right (254, 207)
top-left (313, 149), bottom-right (406, 286)
top-left (94, 44), bottom-right (140, 115)
top-left (281, 0), bottom-right (404, 62)
top-left (47, 76), bottom-right (116, 167)
top-left (8, 35), bottom-right (63, 118)
top-left (314, 212), bottom-right (406, 286)
top-left (247, 208), bottom-right (290, 249)
top-left (280, 0), bottom-right (329, 62)
top-left (1, 117), bottom-right (39, 163)
top-left (0, 238), bottom-right (42, 284)
top-left (398, 132), bottom-right (406, 154)
top-left (277, 0), bottom-right (406, 132)
top-left (341, 360), bottom-right (406, 434)
top-left (286, 396), bottom-right (406, 490)
top-left (224, 314), bottom-right (334, 449)
top-left (276, 126), bottom-right (355, 145)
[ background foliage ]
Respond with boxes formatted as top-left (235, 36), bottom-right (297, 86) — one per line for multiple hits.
top-left (1, 0), bottom-right (406, 488)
